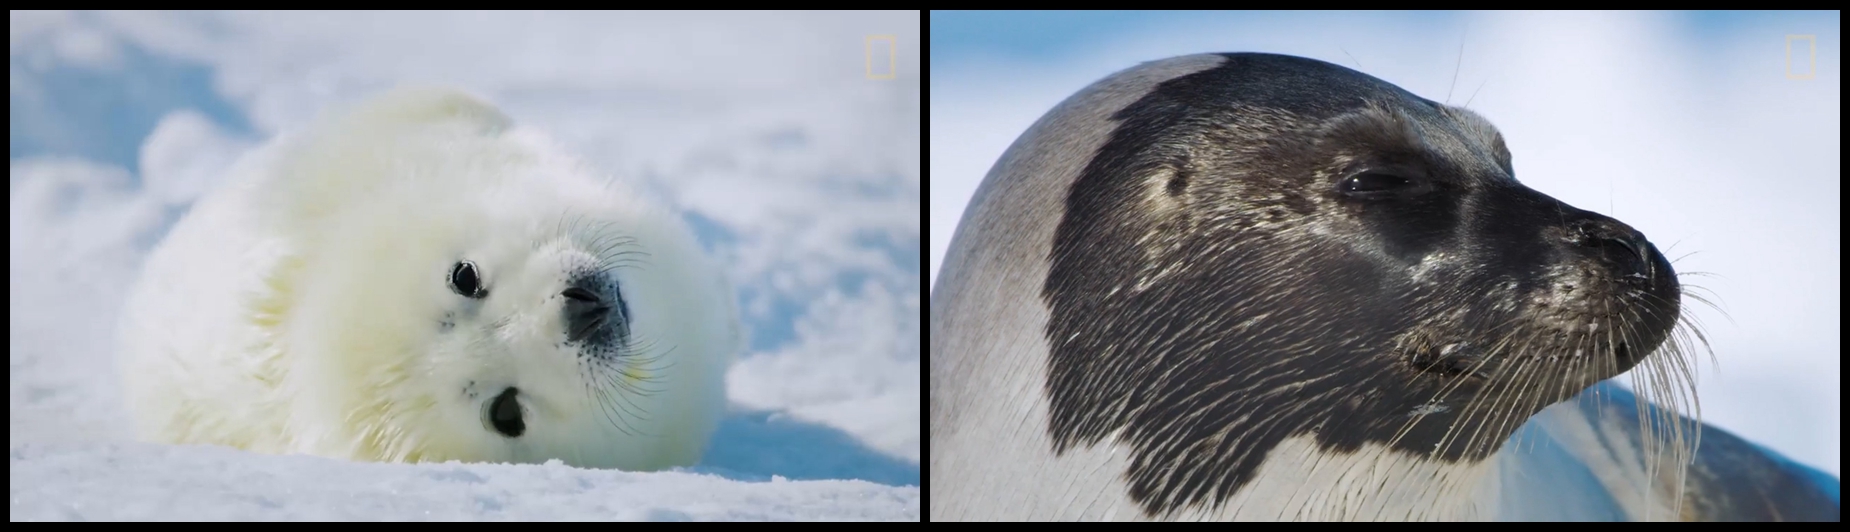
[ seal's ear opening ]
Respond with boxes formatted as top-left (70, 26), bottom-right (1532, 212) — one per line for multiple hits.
top-left (487, 387), bottom-right (525, 437)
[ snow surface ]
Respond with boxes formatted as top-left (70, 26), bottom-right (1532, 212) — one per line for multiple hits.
top-left (10, 10), bottom-right (919, 521)
top-left (10, 442), bottom-right (915, 521)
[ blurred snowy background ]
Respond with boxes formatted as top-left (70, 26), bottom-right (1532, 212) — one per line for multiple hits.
top-left (932, 11), bottom-right (1838, 477)
top-left (10, 10), bottom-right (919, 520)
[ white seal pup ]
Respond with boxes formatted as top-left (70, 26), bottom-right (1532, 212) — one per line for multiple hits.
top-left (931, 53), bottom-right (1839, 521)
top-left (118, 88), bottom-right (738, 470)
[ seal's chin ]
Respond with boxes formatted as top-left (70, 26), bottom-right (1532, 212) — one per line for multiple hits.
top-left (484, 387), bottom-right (525, 438)
top-left (1612, 342), bottom-right (1637, 367)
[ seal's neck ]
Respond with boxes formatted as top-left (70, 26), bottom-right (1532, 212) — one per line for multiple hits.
top-left (1167, 435), bottom-right (1500, 521)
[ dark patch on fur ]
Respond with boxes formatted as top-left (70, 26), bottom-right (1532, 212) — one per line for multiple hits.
top-left (1040, 53), bottom-right (1681, 517)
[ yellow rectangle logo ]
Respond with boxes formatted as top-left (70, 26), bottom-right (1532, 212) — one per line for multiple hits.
top-left (866, 35), bottom-right (898, 80)
top-left (1787, 34), bottom-right (1817, 80)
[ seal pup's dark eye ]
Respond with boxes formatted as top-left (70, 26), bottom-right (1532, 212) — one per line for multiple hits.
top-left (1340, 172), bottom-right (1414, 195)
top-left (449, 261), bottom-right (487, 299)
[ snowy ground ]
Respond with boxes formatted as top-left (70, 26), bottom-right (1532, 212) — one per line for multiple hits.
top-left (10, 11), bottom-right (919, 521)
top-left (11, 442), bottom-right (914, 521)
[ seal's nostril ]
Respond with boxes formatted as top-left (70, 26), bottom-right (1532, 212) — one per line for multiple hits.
top-left (1604, 235), bottom-right (1648, 264)
top-left (487, 387), bottom-right (524, 438)
top-left (562, 287), bottom-right (600, 303)
top-left (1570, 219), bottom-right (1656, 272)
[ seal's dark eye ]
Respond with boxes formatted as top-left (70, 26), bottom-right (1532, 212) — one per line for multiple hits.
top-left (449, 261), bottom-right (486, 299)
top-left (1341, 172), bottom-right (1409, 193)
top-left (1346, 171), bottom-right (1428, 200)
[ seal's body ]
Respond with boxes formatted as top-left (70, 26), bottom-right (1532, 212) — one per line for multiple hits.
top-left (120, 88), bottom-right (738, 471)
top-left (930, 53), bottom-right (1838, 521)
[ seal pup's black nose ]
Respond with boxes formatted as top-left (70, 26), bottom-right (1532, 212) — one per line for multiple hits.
top-left (561, 274), bottom-right (631, 346)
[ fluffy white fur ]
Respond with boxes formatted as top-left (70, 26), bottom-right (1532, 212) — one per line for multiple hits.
top-left (118, 88), bottom-right (738, 470)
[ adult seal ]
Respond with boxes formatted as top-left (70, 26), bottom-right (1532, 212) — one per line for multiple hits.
top-left (119, 88), bottom-right (739, 471)
top-left (930, 53), bottom-right (1838, 521)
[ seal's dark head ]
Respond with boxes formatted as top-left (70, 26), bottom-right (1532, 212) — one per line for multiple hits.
top-left (1040, 53), bottom-right (1688, 516)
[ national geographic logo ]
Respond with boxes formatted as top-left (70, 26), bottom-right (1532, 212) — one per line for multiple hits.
top-left (1786, 34), bottom-right (1816, 80)
top-left (866, 35), bottom-right (897, 80)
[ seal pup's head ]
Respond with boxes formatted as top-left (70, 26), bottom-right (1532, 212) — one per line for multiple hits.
top-left (263, 88), bottom-right (736, 470)
top-left (1035, 53), bottom-right (1702, 516)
